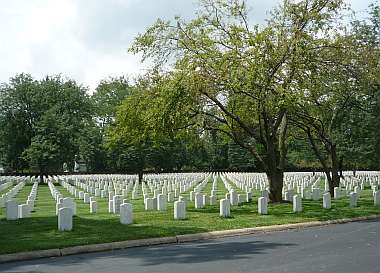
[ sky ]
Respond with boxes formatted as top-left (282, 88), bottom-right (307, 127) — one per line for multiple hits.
top-left (0, 0), bottom-right (375, 92)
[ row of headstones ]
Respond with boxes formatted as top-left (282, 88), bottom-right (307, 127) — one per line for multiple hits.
top-left (57, 200), bottom-right (134, 231)
top-left (225, 172), bottom-right (318, 188)
top-left (57, 179), bottom-right (99, 213)
top-left (63, 173), bottom-right (199, 203)
top-left (56, 190), bottom-right (380, 232)
top-left (47, 181), bottom-right (78, 231)
top-left (225, 171), bottom-right (377, 203)
top-left (56, 173), bottom-right (212, 209)
top-left (151, 178), bottom-right (202, 195)
top-left (69, 178), bottom-right (140, 200)
top-left (48, 181), bottom-right (77, 215)
top-left (226, 172), bottom-right (319, 195)
top-left (58, 176), bottom-right (199, 215)
top-left (354, 171), bottom-right (380, 183)
top-left (0, 181), bottom-right (14, 194)
top-left (63, 172), bottom-right (206, 190)
top-left (64, 174), bottom-right (138, 184)
top-left (141, 175), bottom-right (208, 211)
top-left (221, 174), bottom-right (268, 201)
top-left (223, 172), bottom-right (376, 196)
top-left (283, 179), bottom-right (378, 203)
top-left (217, 175), bottom-right (380, 214)
top-left (292, 190), bottom-right (380, 213)
top-left (57, 177), bottom-right (365, 219)
top-left (5, 181), bottom-right (38, 220)
top-left (64, 173), bottom-right (201, 216)
top-left (143, 173), bottom-right (206, 195)
top-left (68, 172), bottom-right (206, 185)
top-left (219, 196), bottom-right (269, 217)
top-left (0, 181), bottom-right (25, 208)
top-left (56, 176), bottom-right (128, 213)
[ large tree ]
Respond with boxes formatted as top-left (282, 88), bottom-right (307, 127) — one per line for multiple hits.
top-left (291, 2), bottom-right (380, 194)
top-left (130, 0), bottom-right (346, 202)
top-left (0, 74), bottom-right (94, 174)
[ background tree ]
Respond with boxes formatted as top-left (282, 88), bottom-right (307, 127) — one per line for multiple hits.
top-left (92, 76), bottom-right (133, 128)
top-left (0, 74), bottom-right (94, 175)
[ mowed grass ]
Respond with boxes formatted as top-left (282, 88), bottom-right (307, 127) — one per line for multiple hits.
top-left (0, 180), bottom-right (379, 255)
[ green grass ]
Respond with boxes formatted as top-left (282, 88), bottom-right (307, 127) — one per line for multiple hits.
top-left (0, 182), bottom-right (379, 255)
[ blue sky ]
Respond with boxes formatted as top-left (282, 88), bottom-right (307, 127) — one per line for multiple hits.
top-left (0, 0), bottom-right (375, 92)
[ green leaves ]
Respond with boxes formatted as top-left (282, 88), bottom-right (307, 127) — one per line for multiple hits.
top-left (0, 74), bottom-right (94, 172)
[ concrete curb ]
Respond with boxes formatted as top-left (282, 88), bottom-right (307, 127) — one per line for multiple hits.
top-left (1, 214), bottom-right (379, 264)
top-left (0, 249), bottom-right (61, 264)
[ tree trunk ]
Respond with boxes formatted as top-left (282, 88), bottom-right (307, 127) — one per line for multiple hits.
top-left (338, 156), bottom-right (344, 178)
top-left (38, 166), bottom-right (44, 184)
top-left (266, 139), bottom-right (284, 203)
top-left (329, 144), bottom-right (340, 196)
top-left (39, 173), bottom-right (44, 184)
top-left (267, 168), bottom-right (284, 203)
top-left (138, 170), bottom-right (143, 183)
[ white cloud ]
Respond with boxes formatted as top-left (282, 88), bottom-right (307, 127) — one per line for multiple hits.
top-left (0, 0), bottom-right (375, 92)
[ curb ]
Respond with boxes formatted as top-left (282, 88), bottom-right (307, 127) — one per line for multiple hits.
top-left (1, 214), bottom-right (379, 264)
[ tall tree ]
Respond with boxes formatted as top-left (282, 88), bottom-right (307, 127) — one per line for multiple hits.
top-left (130, 0), bottom-right (346, 202)
top-left (0, 74), bottom-right (94, 174)
top-left (292, 2), bottom-right (380, 194)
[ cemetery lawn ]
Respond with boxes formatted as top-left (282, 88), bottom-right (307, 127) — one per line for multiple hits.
top-left (1, 183), bottom-right (380, 255)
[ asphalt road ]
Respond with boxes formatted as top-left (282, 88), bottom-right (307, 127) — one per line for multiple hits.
top-left (1, 219), bottom-right (379, 273)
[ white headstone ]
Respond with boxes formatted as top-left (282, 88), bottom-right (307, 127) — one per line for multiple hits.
top-left (58, 207), bottom-right (73, 231)
top-left (108, 200), bottom-right (114, 213)
top-left (350, 192), bottom-right (358, 208)
top-left (120, 203), bottom-right (133, 225)
top-left (333, 187), bottom-right (340, 199)
top-left (258, 197), bottom-right (268, 215)
top-left (312, 188), bottom-right (320, 201)
top-left (220, 198), bottom-right (230, 218)
top-left (323, 192), bottom-right (331, 209)
top-left (113, 195), bottom-right (122, 214)
top-left (194, 192), bottom-right (203, 209)
top-left (90, 201), bottom-right (97, 213)
top-left (157, 194), bottom-right (167, 211)
top-left (83, 193), bottom-right (90, 204)
top-left (202, 195), bottom-right (209, 207)
top-left (145, 198), bottom-right (154, 210)
top-left (62, 198), bottom-right (76, 215)
top-left (246, 191), bottom-right (253, 202)
top-left (293, 195), bottom-right (302, 213)
top-left (374, 191), bottom-right (380, 205)
top-left (174, 200), bottom-right (186, 220)
top-left (18, 204), bottom-right (31, 218)
top-left (230, 190), bottom-right (238, 206)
